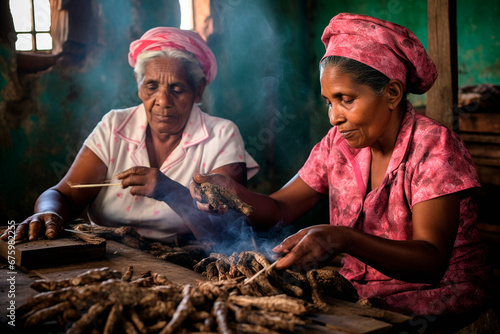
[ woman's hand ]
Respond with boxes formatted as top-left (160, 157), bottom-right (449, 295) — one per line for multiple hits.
top-left (117, 166), bottom-right (169, 199)
top-left (0, 212), bottom-right (64, 242)
top-left (189, 173), bottom-right (237, 214)
top-left (272, 225), bottom-right (349, 271)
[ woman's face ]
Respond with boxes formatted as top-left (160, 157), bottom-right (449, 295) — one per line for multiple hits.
top-left (320, 66), bottom-right (394, 150)
top-left (138, 57), bottom-right (203, 138)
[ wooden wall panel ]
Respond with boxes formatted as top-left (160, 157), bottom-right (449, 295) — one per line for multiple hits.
top-left (426, 0), bottom-right (457, 129)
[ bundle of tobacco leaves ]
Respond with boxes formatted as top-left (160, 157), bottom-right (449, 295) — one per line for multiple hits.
top-left (194, 251), bottom-right (359, 308)
top-left (72, 223), bottom-right (212, 269)
top-left (19, 266), bottom-right (316, 334)
top-left (195, 182), bottom-right (254, 216)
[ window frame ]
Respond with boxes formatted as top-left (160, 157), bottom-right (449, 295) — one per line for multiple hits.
top-left (11, 0), bottom-right (54, 53)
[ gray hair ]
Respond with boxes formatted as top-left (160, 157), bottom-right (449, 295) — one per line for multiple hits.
top-left (134, 50), bottom-right (206, 90)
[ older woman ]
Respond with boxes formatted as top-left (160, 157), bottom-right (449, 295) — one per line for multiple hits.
top-left (190, 13), bottom-right (491, 322)
top-left (3, 27), bottom-right (258, 242)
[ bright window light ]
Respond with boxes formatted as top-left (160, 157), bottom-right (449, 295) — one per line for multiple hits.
top-left (179, 0), bottom-right (194, 30)
top-left (34, 0), bottom-right (51, 31)
top-left (36, 33), bottom-right (52, 50)
top-left (10, 0), bottom-right (52, 51)
top-left (10, 0), bottom-right (32, 32)
top-left (16, 33), bottom-right (32, 51)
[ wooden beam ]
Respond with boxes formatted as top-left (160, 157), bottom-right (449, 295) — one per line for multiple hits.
top-left (426, 0), bottom-right (457, 130)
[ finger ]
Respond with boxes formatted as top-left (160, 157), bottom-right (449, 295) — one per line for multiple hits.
top-left (272, 243), bottom-right (290, 254)
top-left (116, 166), bottom-right (148, 179)
top-left (215, 204), bottom-right (229, 215)
top-left (132, 166), bottom-right (151, 176)
top-left (276, 238), bottom-right (313, 270)
top-left (129, 185), bottom-right (153, 198)
top-left (14, 222), bottom-right (29, 241)
top-left (0, 225), bottom-right (14, 241)
top-left (273, 232), bottom-right (303, 254)
top-left (116, 167), bottom-right (134, 180)
top-left (192, 174), bottom-right (209, 185)
top-left (45, 219), bottom-right (58, 239)
top-left (28, 219), bottom-right (43, 241)
top-left (121, 174), bottom-right (144, 188)
top-left (189, 182), bottom-right (202, 201)
top-left (196, 201), bottom-right (213, 213)
top-left (275, 252), bottom-right (298, 270)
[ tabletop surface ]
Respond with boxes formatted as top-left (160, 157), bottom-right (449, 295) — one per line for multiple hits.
top-left (0, 239), bottom-right (411, 334)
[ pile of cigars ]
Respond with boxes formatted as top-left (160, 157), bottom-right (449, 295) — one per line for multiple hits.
top-left (18, 251), bottom-right (359, 333)
top-left (71, 223), bottom-right (212, 269)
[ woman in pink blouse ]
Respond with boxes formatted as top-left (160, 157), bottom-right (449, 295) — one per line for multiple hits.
top-left (191, 13), bottom-right (491, 324)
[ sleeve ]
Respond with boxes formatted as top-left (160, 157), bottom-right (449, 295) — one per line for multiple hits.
top-left (409, 126), bottom-right (481, 207)
top-left (210, 120), bottom-right (260, 179)
top-left (83, 111), bottom-right (115, 167)
top-left (298, 128), bottom-right (336, 194)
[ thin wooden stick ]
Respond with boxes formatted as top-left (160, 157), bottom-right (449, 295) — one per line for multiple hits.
top-left (67, 181), bottom-right (121, 188)
top-left (243, 260), bottom-right (278, 285)
top-left (251, 235), bottom-right (259, 251)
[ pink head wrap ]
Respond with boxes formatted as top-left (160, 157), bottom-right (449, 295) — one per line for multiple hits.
top-left (321, 13), bottom-right (437, 94)
top-left (128, 27), bottom-right (217, 84)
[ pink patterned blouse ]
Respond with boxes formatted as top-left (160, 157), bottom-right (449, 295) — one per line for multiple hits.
top-left (299, 102), bottom-right (491, 316)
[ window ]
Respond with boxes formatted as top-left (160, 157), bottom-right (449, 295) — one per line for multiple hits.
top-left (10, 0), bottom-right (52, 52)
top-left (179, 0), bottom-right (194, 30)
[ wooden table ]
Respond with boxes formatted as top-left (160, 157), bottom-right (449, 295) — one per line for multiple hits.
top-left (0, 240), bottom-right (411, 333)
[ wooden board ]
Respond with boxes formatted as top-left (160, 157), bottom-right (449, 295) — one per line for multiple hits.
top-left (459, 113), bottom-right (500, 134)
top-left (309, 313), bottom-right (393, 334)
top-left (325, 297), bottom-right (411, 325)
top-left (0, 234), bottom-right (106, 269)
top-left (32, 240), bottom-right (205, 285)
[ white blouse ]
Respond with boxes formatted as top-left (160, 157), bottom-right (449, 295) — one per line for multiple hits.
top-left (84, 104), bottom-right (259, 241)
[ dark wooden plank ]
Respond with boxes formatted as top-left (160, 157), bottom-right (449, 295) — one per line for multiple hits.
top-left (459, 113), bottom-right (500, 134)
top-left (0, 262), bottom-right (35, 329)
top-left (309, 313), bottom-right (393, 334)
top-left (295, 323), bottom-right (348, 334)
top-left (478, 223), bottom-right (500, 235)
top-left (32, 240), bottom-right (205, 285)
top-left (475, 165), bottom-right (500, 186)
top-left (426, 0), bottom-right (457, 129)
top-left (324, 297), bottom-right (411, 325)
top-left (460, 133), bottom-right (500, 144)
top-left (472, 157), bottom-right (500, 167)
top-left (0, 235), bottom-right (106, 269)
top-left (466, 144), bottom-right (500, 159)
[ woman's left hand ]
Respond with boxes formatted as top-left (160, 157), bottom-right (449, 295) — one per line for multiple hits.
top-left (272, 225), bottom-right (349, 271)
top-left (117, 166), bottom-right (168, 199)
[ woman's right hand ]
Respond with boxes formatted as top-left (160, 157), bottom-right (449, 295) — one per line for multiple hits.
top-left (272, 225), bottom-right (348, 271)
top-left (0, 212), bottom-right (64, 242)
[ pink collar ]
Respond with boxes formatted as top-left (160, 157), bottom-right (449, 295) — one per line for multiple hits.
top-left (113, 104), bottom-right (209, 149)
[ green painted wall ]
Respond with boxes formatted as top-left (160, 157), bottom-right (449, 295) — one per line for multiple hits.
top-left (1, 0), bottom-right (499, 226)
top-left (206, 0), bottom-right (313, 193)
top-left (457, 0), bottom-right (500, 85)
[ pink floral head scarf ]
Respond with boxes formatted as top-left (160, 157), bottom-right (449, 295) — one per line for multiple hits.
top-left (128, 27), bottom-right (217, 84)
top-left (321, 13), bottom-right (437, 94)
